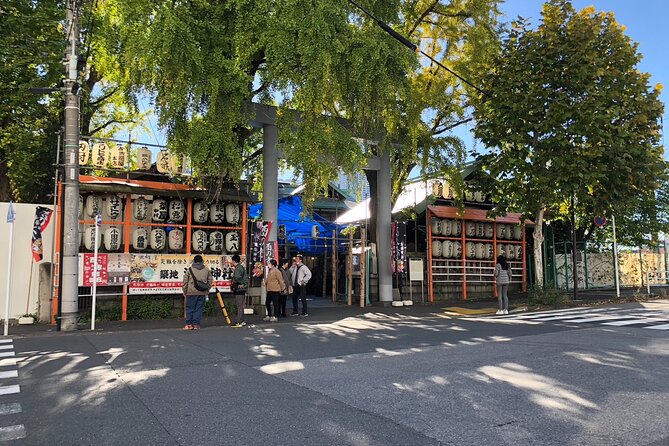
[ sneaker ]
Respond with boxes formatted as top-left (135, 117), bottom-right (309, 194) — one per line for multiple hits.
top-left (503, 309), bottom-right (509, 315)
top-left (270, 316), bottom-right (278, 322)
top-left (183, 324), bottom-right (193, 330)
top-left (495, 310), bottom-right (503, 315)
top-left (301, 313), bottom-right (308, 317)
top-left (193, 324), bottom-right (201, 330)
top-left (263, 316), bottom-right (271, 322)
top-left (240, 321), bottom-right (247, 326)
top-left (290, 312), bottom-right (299, 317)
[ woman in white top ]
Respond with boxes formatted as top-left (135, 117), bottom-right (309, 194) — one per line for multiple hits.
top-left (494, 255), bottom-right (511, 314)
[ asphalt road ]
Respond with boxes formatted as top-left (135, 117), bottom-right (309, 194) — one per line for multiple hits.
top-left (2, 300), bottom-right (669, 445)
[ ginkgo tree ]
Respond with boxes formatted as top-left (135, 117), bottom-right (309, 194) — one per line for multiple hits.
top-left (473, 0), bottom-right (665, 286)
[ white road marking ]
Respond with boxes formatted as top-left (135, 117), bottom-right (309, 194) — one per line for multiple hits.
top-left (0, 403), bottom-right (21, 416)
top-left (0, 339), bottom-right (12, 344)
top-left (0, 358), bottom-right (16, 367)
top-left (0, 345), bottom-right (14, 350)
top-left (0, 385), bottom-right (20, 396)
top-left (646, 323), bottom-right (669, 330)
top-left (0, 424), bottom-right (26, 441)
top-left (0, 352), bottom-right (15, 358)
top-left (0, 370), bottom-right (18, 379)
top-left (602, 318), bottom-right (669, 326)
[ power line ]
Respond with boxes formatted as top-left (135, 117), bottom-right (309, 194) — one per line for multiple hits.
top-left (346, 0), bottom-right (490, 98)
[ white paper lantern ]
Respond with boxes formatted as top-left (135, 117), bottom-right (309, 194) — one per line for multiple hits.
top-left (485, 243), bottom-right (495, 260)
top-left (474, 191), bottom-right (485, 203)
top-left (442, 240), bottom-right (454, 258)
top-left (79, 141), bottom-right (90, 165)
top-left (192, 229), bottom-right (207, 252)
top-left (85, 195), bottom-right (102, 217)
top-left (465, 222), bottom-right (476, 237)
top-left (225, 231), bottom-right (241, 253)
top-left (465, 190), bottom-right (475, 201)
top-left (168, 155), bottom-right (181, 175)
top-left (432, 181), bottom-right (443, 197)
top-left (210, 203), bottom-right (226, 224)
top-left (150, 228), bottom-right (166, 250)
top-left (105, 194), bottom-right (124, 220)
top-left (515, 245), bottom-right (523, 260)
top-left (484, 223), bottom-right (494, 239)
top-left (136, 147), bottom-right (152, 170)
top-left (134, 197), bottom-right (149, 221)
top-left (104, 226), bottom-right (122, 251)
top-left (497, 244), bottom-right (505, 258)
top-left (506, 244), bottom-right (516, 260)
top-left (193, 201), bottom-right (208, 223)
top-left (432, 240), bottom-right (443, 257)
top-left (109, 145), bottom-right (128, 169)
top-left (513, 225), bottom-right (522, 240)
top-left (476, 222), bottom-right (485, 238)
top-left (430, 218), bottom-right (442, 235)
top-left (453, 241), bottom-right (462, 258)
top-left (466, 242), bottom-right (476, 259)
top-left (91, 143), bottom-right (110, 167)
top-left (152, 199), bottom-right (167, 222)
top-left (475, 242), bottom-right (485, 260)
top-left (168, 229), bottom-right (184, 250)
top-left (442, 183), bottom-right (454, 199)
top-left (132, 228), bottom-right (148, 251)
top-left (441, 219), bottom-right (452, 236)
top-left (452, 220), bottom-right (462, 236)
top-left (169, 200), bottom-right (185, 221)
top-left (496, 223), bottom-right (506, 240)
top-left (209, 231), bottom-right (224, 253)
top-left (225, 203), bottom-right (240, 225)
top-left (83, 226), bottom-right (101, 251)
top-left (156, 150), bottom-right (171, 173)
top-left (311, 225), bottom-right (320, 239)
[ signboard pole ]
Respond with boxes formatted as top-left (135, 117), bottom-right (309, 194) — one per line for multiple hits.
top-left (4, 203), bottom-right (16, 336)
top-left (91, 211), bottom-right (101, 330)
top-left (612, 215), bottom-right (620, 298)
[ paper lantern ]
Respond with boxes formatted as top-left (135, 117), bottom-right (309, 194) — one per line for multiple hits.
top-left (465, 222), bottom-right (476, 237)
top-left (432, 240), bottom-right (443, 257)
top-left (311, 225), bottom-right (320, 239)
top-left (169, 200), bottom-right (185, 221)
top-left (441, 219), bottom-right (452, 236)
top-left (484, 223), bottom-right (494, 239)
top-left (83, 226), bottom-right (101, 251)
top-left (132, 228), bottom-right (148, 251)
top-left (453, 241), bottom-right (462, 258)
top-left (225, 203), bottom-right (240, 225)
top-left (475, 242), bottom-right (485, 260)
top-left (506, 244), bottom-right (516, 260)
top-left (134, 197), bottom-right (149, 221)
top-left (442, 240), bottom-right (453, 258)
top-left (475, 222), bottom-right (485, 238)
top-left (104, 226), bottom-right (122, 251)
top-left (91, 143), bottom-right (109, 167)
top-left (513, 225), bottom-right (522, 240)
top-left (79, 141), bottom-right (90, 165)
top-left (109, 145), bottom-right (128, 169)
top-left (465, 242), bottom-right (476, 259)
top-left (474, 191), bottom-right (485, 203)
top-left (452, 220), bottom-right (462, 236)
top-left (210, 203), bottom-right (226, 224)
top-left (105, 194), bottom-right (123, 220)
top-left (85, 195), bottom-right (102, 217)
top-left (496, 223), bottom-right (506, 240)
top-left (193, 201), bottom-right (208, 223)
top-left (496, 244), bottom-right (505, 258)
top-left (430, 218), bottom-right (442, 235)
top-left (168, 228), bottom-right (184, 250)
top-left (168, 155), bottom-right (181, 175)
top-left (225, 231), bottom-right (240, 253)
top-left (442, 183), bottom-right (454, 199)
top-left (485, 243), bottom-right (494, 260)
top-left (515, 245), bottom-right (523, 260)
top-left (209, 231), bottom-right (224, 253)
top-left (156, 150), bottom-right (171, 173)
top-left (432, 181), bottom-right (443, 197)
top-left (152, 199), bottom-right (168, 222)
top-left (150, 228), bottom-right (166, 250)
top-left (465, 190), bottom-right (475, 202)
top-left (192, 229), bottom-right (207, 252)
top-left (136, 147), bottom-right (152, 170)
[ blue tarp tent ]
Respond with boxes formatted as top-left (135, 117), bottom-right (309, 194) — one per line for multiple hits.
top-left (248, 196), bottom-right (345, 255)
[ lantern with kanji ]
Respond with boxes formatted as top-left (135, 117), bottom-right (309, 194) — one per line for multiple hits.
top-left (210, 203), bottom-right (226, 224)
top-left (193, 201), bottom-right (208, 223)
top-left (152, 199), bottom-right (168, 222)
top-left (430, 218), bottom-right (442, 235)
top-left (156, 150), bottom-right (171, 173)
top-left (442, 182), bottom-right (454, 200)
top-left (105, 194), bottom-right (123, 220)
top-left (442, 240), bottom-right (453, 258)
top-left (136, 147), bottom-right (152, 170)
top-left (431, 181), bottom-right (443, 197)
top-left (168, 228), bottom-right (184, 250)
top-left (169, 200), bottom-right (185, 221)
top-left (132, 228), bottom-right (148, 251)
top-left (104, 226), bottom-right (122, 251)
top-left (79, 141), bottom-right (90, 165)
top-left (134, 197), bottom-right (149, 221)
top-left (91, 143), bottom-right (109, 167)
top-left (192, 230), bottom-right (207, 252)
top-left (441, 219), bottom-right (452, 236)
top-left (225, 231), bottom-right (240, 253)
top-left (432, 240), bottom-right (443, 257)
top-left (109, 145), bottom-right (128, 169)
top-left (209, 231), bottom-right (224, 253)
top-left (83, 226), bottom-right (101, 251)
top-left (85, 195), bottom-right (101, 217)
top-left (150, 228), bottom-right (166, 250)
top-left (225, 203), bottom-right (240, 224)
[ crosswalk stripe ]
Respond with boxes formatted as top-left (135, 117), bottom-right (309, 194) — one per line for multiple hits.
top-left (0, 385), bottom-right (20, 396)
top-left (0, 339), bottom-right (12, 344)
top-left (0, 358), bottom-right (17, 367)
top-left (0, 352), bottom-right (15, 358)
top-left (0, 370), bottom-right (18, 379)
top-left (560, 315), bottom-right (642, 323)
top-left (0, 424), bottom-right (26, 441)
top-left (0, 345), bottom-right (14, 350)
top-left (602, 318), bottom-right (669, 326)
top-left (0, 403), bottom-right (21, 416)
top-left (646, 323), bottom-right (669, 330)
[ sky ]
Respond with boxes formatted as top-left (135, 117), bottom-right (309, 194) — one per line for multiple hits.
top-left (128, 1), bottom-right (669, 167)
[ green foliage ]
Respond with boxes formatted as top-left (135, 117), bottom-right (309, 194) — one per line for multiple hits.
top-left (527, 285), bottom-right (569, 307)
top-left (127, 298), bottom-right (174, 320)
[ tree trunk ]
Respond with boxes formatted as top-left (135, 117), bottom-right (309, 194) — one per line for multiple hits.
top-left (0, 157), bottom-right (12, 201)
top-left (533, 207), bottom-right (545, 287)
top-left (364, 169), bottom-right (378, 245)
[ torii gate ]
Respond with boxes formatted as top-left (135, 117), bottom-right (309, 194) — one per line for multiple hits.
top-left (248, 102), bottom-right (393, 303)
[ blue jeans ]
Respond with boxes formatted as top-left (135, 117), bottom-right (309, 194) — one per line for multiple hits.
top-left (186, 295), bottom-right (206, 325)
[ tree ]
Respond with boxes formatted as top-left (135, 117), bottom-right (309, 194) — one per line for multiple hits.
top-left (472, 0), bottom-right (665, 286)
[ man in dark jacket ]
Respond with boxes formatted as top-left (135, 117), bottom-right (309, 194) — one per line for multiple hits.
top-left (182, 255), bottom-right (213, 330)
top-left (231, 254), bottom-right (248, 326)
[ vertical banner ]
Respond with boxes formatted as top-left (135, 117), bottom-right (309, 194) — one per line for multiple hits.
top-left (392, 222), bottom-right (407, 274)
top-left (31, 206), bottom-right (53, 262)
top-left (250, 221), bottom-right (272, 277)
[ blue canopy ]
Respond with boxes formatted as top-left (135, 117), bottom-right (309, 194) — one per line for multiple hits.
top-left (248, 195), bottom-right (345, 254)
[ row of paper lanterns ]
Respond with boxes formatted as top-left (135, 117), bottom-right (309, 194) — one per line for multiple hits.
top-left (81, 195), bottom-right (241, 225)
top-left (81, 226), bottom-right (241, 253)
top-left (431, 219), bottom-right (523, 240)
top-left (79, 141), bottom-right (184, 174)
top-left (432, 241), bottom-right (523, 260)
top-left (431, 181), bottom-right (488, 203)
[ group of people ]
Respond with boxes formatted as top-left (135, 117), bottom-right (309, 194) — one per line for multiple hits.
top-left (181, 254), bottom-right (311, 330)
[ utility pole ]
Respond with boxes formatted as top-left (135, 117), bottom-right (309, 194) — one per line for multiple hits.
top-left (60, 0), bottom-right (81, 331)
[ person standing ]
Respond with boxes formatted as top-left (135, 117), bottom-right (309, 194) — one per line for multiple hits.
top-left (278, 259), bottom-right (292, 318)
top-left (231, 254), bottom-right (249, 326)
top-left (290, 255), bottom-right (312, 317)
top-left (182, 255), bottom-right (213, 330)
top-left (263, 259), bottom-right (285, 322)
top-left (494, 255), bottom-right (512, 315)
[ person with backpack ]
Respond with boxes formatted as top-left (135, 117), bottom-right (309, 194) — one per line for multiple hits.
top-left (182, 255), bottom-right (214, 330)
top-left (231, 254), bottom-right (249, 326)
top-left (290, 254), bottom-right (312, 317)
top-left (263, 259), bottom-right (285, 322)
top-left (494, 254), bottom-right (512, 315)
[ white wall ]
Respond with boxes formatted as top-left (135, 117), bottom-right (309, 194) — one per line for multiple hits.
top-left (0, 203), bottom-right (55, 320)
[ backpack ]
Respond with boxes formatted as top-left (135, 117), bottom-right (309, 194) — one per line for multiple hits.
top-left (190, 268), bottom-right (210, 292)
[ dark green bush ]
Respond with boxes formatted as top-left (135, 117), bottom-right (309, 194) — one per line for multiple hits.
top-left (528, 285), bottom-right (569, 307)
top-left (127, 298), bottom-right (174, 320)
